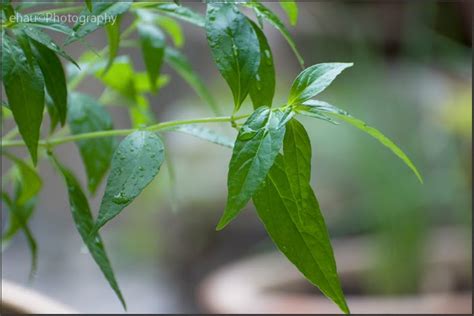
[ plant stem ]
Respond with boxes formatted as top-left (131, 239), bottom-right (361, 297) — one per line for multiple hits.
top-left (1, 114), bottom-right (250, 149)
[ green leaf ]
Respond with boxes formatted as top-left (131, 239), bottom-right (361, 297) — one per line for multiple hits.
top-left (95, 131), bottom-right (165, 230)
top-left (288, 63), bottom-right (353, 106)
top-left (157, 15), bottom-right (184, 48)
top-left (19, 25), bottom-right (78, 67)
top-left (154, 3), bottom-right (205, 27)
top-left (1, 191), bottom-right (38, 280)
top-left (248, 19), bottom-right (275, 109)
top-left (97, 57), bottom-right (136, 100)
top-left (217, 107), bottom-right (288, 230)
top-left (164, 47), bottom-right (219, 115)
top-left (2, 35), bottom-right (45, 164)
top-left (2, 152), bottom-right (42, 205)
top-left (299, 100), bottom-right (423, 183)
top-left (30, 40), bottom-right (68, 126)
top-left (85, 0), bottom-right (93, 12)
top-left (68, 93), bottom-right (116, 194)
top-left (17, 13), bottom-right (76, 36)
top-left (279, 0), bottom-right (298, 26)
top-left (137, 23), bottom-right (165, 91)
top-left (245, 1), bottom-right (304, 68)
top-left (170, 125), bottom-right (234, 148)
top-left (104, 16), bottom-right (122, 74)
top-left (205, 3), bottom-right (260, 110)
top-left (66, 1), bottom-right (132, 44)
top-left (45, 95), bottom-right (60, 133)
top-left (253, 153), bottom-right (349, 314)
top-left (49, 154), bottom-right (126, 309)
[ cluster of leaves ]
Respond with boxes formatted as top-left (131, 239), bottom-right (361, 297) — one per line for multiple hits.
top-left (1, 1), bottom-right (421, 313)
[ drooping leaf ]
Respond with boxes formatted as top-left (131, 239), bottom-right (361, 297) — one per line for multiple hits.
top-left (288, 63), bottom-right (353, 106)
top-left (253, 153), bottom-right (349, 314)
top-left (299, 100), bottom-right (423, 182)
top-left (244, 1), bottom-right (304, 68)
top-left (279, 0), bottom-right (298, 26)
top-left (164, 47), bottom-right (219, 115)
top-left (49, 154), bottom-right (126, 309)
top-left (157, 15), bottom-right (184, 48)
top-left (217, 107), bottom-right (288, 230)
top-left (248, 19), bottom-right (275, 109)
top-left (94, 131), bottom-right (165, 231)
top-left (205, 2), bottom-right (260, 110)
top-left (154, 3), bottom-right (205, 27)
top-left (1, 191), bottom-right (37, 279)
top-left (170, 125), bottom-right (234, 148)
top-left (2, 35), bottom-right (45, 164)
top-left (30, 40), bottom-right (68, 126)
top-left (137, 23), bottom-right (165, 91)
top-left (68, 93), bottom-right (116, 194)
top-left (104, 16), bottom-right (122, 74)
top-left (19, 25), bottom-right (78, 66)
top-left (66, 1), bottom-right (132, 44)
top-left (2, 152), bottom-right (42, 205)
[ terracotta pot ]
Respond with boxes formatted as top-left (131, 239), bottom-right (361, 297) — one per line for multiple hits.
top-left (1, 280), bottom-right (76, 314)
top-left (198, 228), bottom-right (472, 314)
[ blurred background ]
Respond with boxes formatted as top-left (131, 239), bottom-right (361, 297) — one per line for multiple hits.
top-left (2, 0), bottom-right (472, 313)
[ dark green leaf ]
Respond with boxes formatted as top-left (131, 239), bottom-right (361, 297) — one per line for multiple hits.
top-left (1, 191), bottom-right (38, 279)
top-left (66, 1), bottom-right (132, 44)
top-left (253, 153), bottom-right (349, 314)
top-left (205, 3), bottom-right (260, 110)
top-left (95, 131), bottom-right (165, 230)
top-left (2, 152), bottom-right (42, 205)
top-left (19, 25), bottom-right (78, 66)
top-left (137, 23), bottom-right (165, 91)
top-left (154, 3), bottom-right (205, 27)
top-left (104, 16), bottom-right (122, 74)
top-left (248, 19), bottom-right (275, 109)
top-left (68, 93), bottom-right (116, 194)
top-left (85, 0), bottom-right (93, 12)
top-left (164, 47), bottom-right (219, 115)
top-left (17, 13), bottom-right (76, 36)
top-left (279, 0), bottom-right (298, 26)
top-left (2, 35), bottom-right (45, 164)
top-left (31, 40), bottom-right (68, 126)
top-left (49, 154), bottom-right (126, 309)
top-left (170, 125), bottom-right (234, 148)
top-left (245, 1), bottom-right (304, 68)
top-left (288, 63), bottom-right (353, 106)
top-left (45, 94), bottom-right (60, 133)
top-left (217, 107), bottom-right (288, 230)
top-left (300, 100), bottom-right (423, 182)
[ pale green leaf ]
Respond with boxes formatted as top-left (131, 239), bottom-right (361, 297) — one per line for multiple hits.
top-left (170, 125), bottom-right (234, 148)
top-left (164, 47), bottom-right (219, 115)
top-left (300, 100), bottom-right (423, 182)
top-left (279, 0), bottom-right (298, 26)
top-left (104, 16), bottom-right (122, 74)
top-left (154, 3), bottom-right (205, 27)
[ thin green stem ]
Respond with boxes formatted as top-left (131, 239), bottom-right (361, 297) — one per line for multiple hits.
top-left (1, 114), bottom-right (250, 149)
